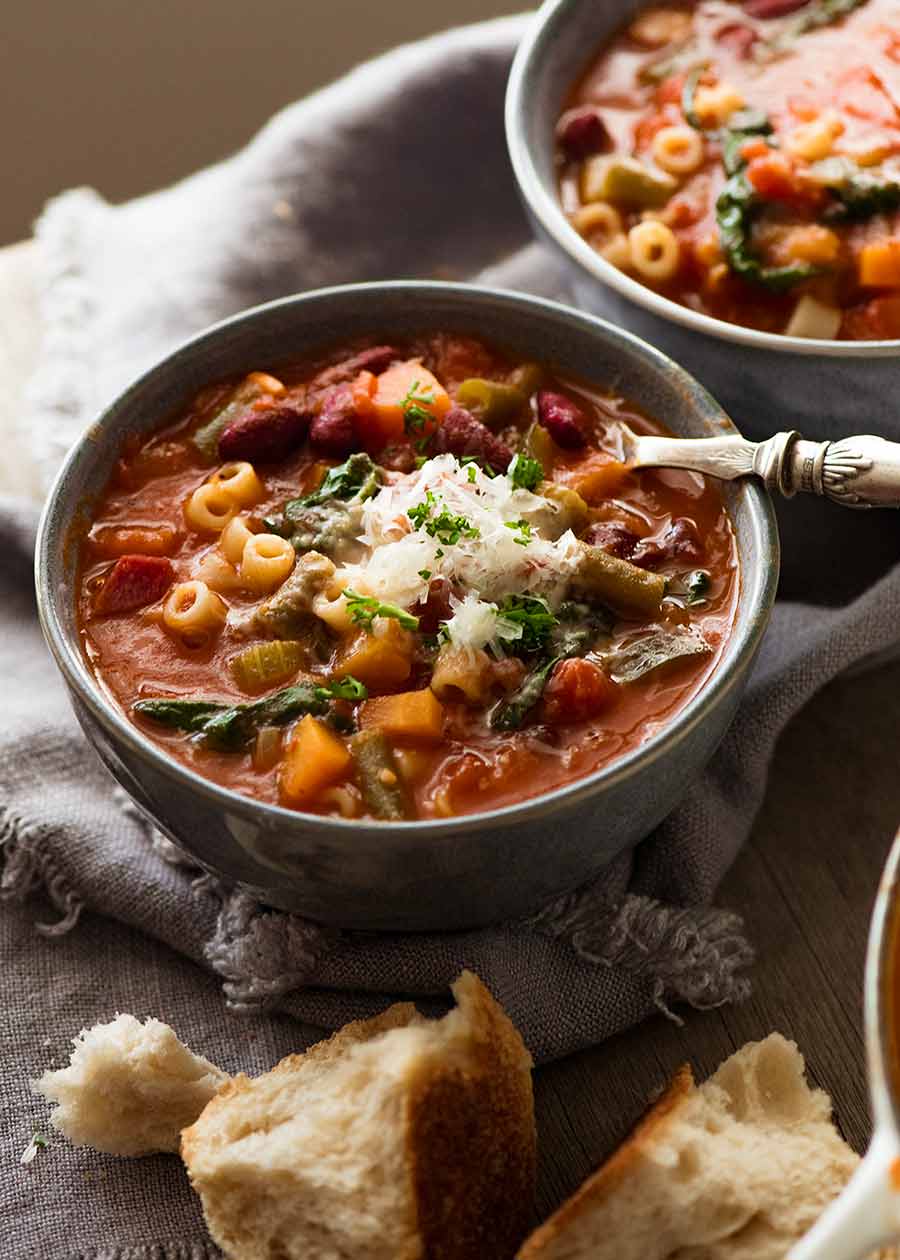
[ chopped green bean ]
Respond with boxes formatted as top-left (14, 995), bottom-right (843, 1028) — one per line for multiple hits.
top-left (350, 729), bottom-right (410, 820)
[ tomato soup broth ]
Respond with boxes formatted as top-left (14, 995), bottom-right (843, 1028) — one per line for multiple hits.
top-left (77, 335), bottom-right (738, 822)
top-left (558, 0), bottom-right (900, 338)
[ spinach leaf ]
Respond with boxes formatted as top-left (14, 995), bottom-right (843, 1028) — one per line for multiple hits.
top-left (135, 683), bottom-right (333, 752)
top-left (665, 569), bottom-right (711, 608)
top-left (715, 111), bottom-right (820, 292)
top-left (604, 627), bottom-right (711, 685)
top-left (265, 452), bottom-right (382, 538)
top-left (490, 657), bottom-right (560, 732)
top-left (825, 173), bottom-right (900, 222)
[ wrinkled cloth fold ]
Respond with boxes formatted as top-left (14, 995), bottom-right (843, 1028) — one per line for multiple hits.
top-left (3, 14), bottom-right (900, 1258)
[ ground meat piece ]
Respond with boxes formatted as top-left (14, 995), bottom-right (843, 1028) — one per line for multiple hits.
top-left (93, 555), bottom-right (174, 615)
top-left (633, 518), bottom-right (703, 570)
top-left (248, 551), bottom-right (336, 638)
top-left (311, 346), bottom-right (400, 393)
top-left (581, 521), bottom-right (641, 561)
top-left (431, 407), bottom-right (512, 473)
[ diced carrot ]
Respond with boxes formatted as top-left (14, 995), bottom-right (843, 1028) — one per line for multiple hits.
top-left (859, 239), bottom-right (900, 287)
top-left (89, 524), bottom-right (179, 559)
top-left (553, 453), bottom-right (630, 503)
top-left (359, 689), bottom-right (446, 743)
top-left (279, 715), bottom-right (351, 805)
top-left (333, 623), bottom-right (414, 693)
top-left (842, 295), bottom-right (900, 339)
top-left (93, 555), bottom-right (174, 615)
top-left (351, 370), bottom-right (377, 418)
top-left (367, 360), bottom-right (451, 448)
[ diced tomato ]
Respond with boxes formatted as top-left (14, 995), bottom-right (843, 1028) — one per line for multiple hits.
top-left (542, 659), bottom-right (618, 726)
top-left (634, 106), bottom-right (679, 150)
top-left (739, 137), bottom-right (771, 164)
top-left (745, 152), bottom-right (824, 210)
top-left (841, 295), bottom-right (900, 340)
top-left (93, 555), bottom-right (174, 615)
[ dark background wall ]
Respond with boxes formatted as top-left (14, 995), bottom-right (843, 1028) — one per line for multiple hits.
top-left (4, 1), bottom-right (522, 245)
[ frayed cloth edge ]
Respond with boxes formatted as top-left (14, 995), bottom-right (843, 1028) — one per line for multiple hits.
top-left (0, 806), bottom-right (84, 935)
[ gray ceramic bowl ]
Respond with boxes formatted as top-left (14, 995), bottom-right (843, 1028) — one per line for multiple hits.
top-left (505, 0), bottom-right (900, 444)
top-left (36, 282), bottom-right (777, 931)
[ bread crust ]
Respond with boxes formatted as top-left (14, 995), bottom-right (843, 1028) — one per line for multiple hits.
top-left (405, 972), bottom-right (537, 1260)
top-left (517, 1066), bottom-right (693, 1260)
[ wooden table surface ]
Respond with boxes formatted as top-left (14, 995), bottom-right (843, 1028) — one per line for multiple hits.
top-left (3, 240), bottom-right (899, 1225)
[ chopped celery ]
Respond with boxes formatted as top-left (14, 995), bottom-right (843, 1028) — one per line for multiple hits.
top-left (231, 640), bottom-right (305, 691)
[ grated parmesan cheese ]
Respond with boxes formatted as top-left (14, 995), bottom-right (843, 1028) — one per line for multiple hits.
top-left (340, 455), bottom-right (581, 648)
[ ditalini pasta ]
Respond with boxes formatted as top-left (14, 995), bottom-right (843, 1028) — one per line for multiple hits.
top-left (556, 0), bottom-right (900, 340)
top-left (77, 334), bottom-right (738, 821)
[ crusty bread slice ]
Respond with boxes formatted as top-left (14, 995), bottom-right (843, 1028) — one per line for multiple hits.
top-left (518, 1033), bottom-right (860, 1260)
top-left (33, 1013), bottom-right (229, 1156)
top-left (181, 970), bottom-right (536, 1260)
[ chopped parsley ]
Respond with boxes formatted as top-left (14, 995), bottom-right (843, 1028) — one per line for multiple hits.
top-left (418, 568), bottom-right (432, 580)
top-left (496, 594), bottom-right (558, 654)
top-left (467, 464), bottom-right (478, 484)
top-left (312, 676), bottom-right (368, 702)
top-left (343, 589), bottom-right (419, 632)
top-left (508, 452), bottom-right (544, 491)
top-left (400, 379), bottom-right (436, 451)
top-left (407, 491), bottom-right (481, 546)
top-left (505, 519), bottom-right (533, 546)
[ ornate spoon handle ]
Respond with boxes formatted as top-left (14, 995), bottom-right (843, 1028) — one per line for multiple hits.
top-left (622, 427), bottom-right (900, 509)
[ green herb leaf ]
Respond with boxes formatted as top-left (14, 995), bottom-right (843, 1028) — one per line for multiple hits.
top-left (294, 452), bottom-right (382, 510)
top-left (313, 676), bottom-right (368, 702)
top-left (505, 519), bottom-right (533, 546)
top-left (407, 491), bottom-right (481, 546)
top-left (495, 594), bottom-right (558, 654)
top-left (418, 568), bottom-right (432, 580)
top-left (665, 569), bottom-right (711, 607)
top-left (508, 452), bottom-right (544, 491)
top-left (342, 588), bottom-right (419, 632)
top-left (400, 379), bottom-right (436, 441)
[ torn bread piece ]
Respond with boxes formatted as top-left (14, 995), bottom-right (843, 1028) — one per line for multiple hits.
top-left (33, 1013), bottom-right (228, 1156)
top-left (518, 1033), bottom-right (862, 1260)
top-left (181, 970), bottom-right (536, 1260)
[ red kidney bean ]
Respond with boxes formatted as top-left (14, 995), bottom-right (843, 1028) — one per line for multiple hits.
top-left (94, 555), bottom-right (174, 615)
top-left (312, 345), bottom-right (400, 392)
top-left (416, 577), bottom-right (457, 635)
top-left (309, 386), bottom-right (358, 458)
top-left (717, 22), bottom-right (758, 57)
top-left (542, 658), bottom-right (617, 725)
top-left (379, 444), bottom-right (418, 474)
top-left (536, 391), bottom-right (588, 450)
top-left (743, 0), bottom-right (807, 16)
top-left (634, 517), bottom-right (703, 569)
top-left (556, 106), bottom-right (612, 160)
top-left (431, 407), bottom-right (513, 473)
top-left (581, 521), bottom-right (641, 560)
top-left (219, 401), bottom-right (309, 463)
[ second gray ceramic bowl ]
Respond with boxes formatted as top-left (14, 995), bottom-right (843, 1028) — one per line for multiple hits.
top-left (506, 0), bottom-right (900, 444)
top-left (36, 282), bottom-right (777, 931)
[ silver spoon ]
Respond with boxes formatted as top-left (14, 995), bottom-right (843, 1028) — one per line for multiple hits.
top-left (620, 427), bottom-right (900, 509)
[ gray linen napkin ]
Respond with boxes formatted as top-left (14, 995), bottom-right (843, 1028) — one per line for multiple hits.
top-left (3, 15), bottom-right (900, 1257)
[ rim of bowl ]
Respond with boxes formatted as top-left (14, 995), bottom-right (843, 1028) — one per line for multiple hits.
top-left (868, 828), bottom-right (900, 1135)
top-left (35, 280), bottom-right (779, 840)
top-left (505, 0), bottom-right (900, 359)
